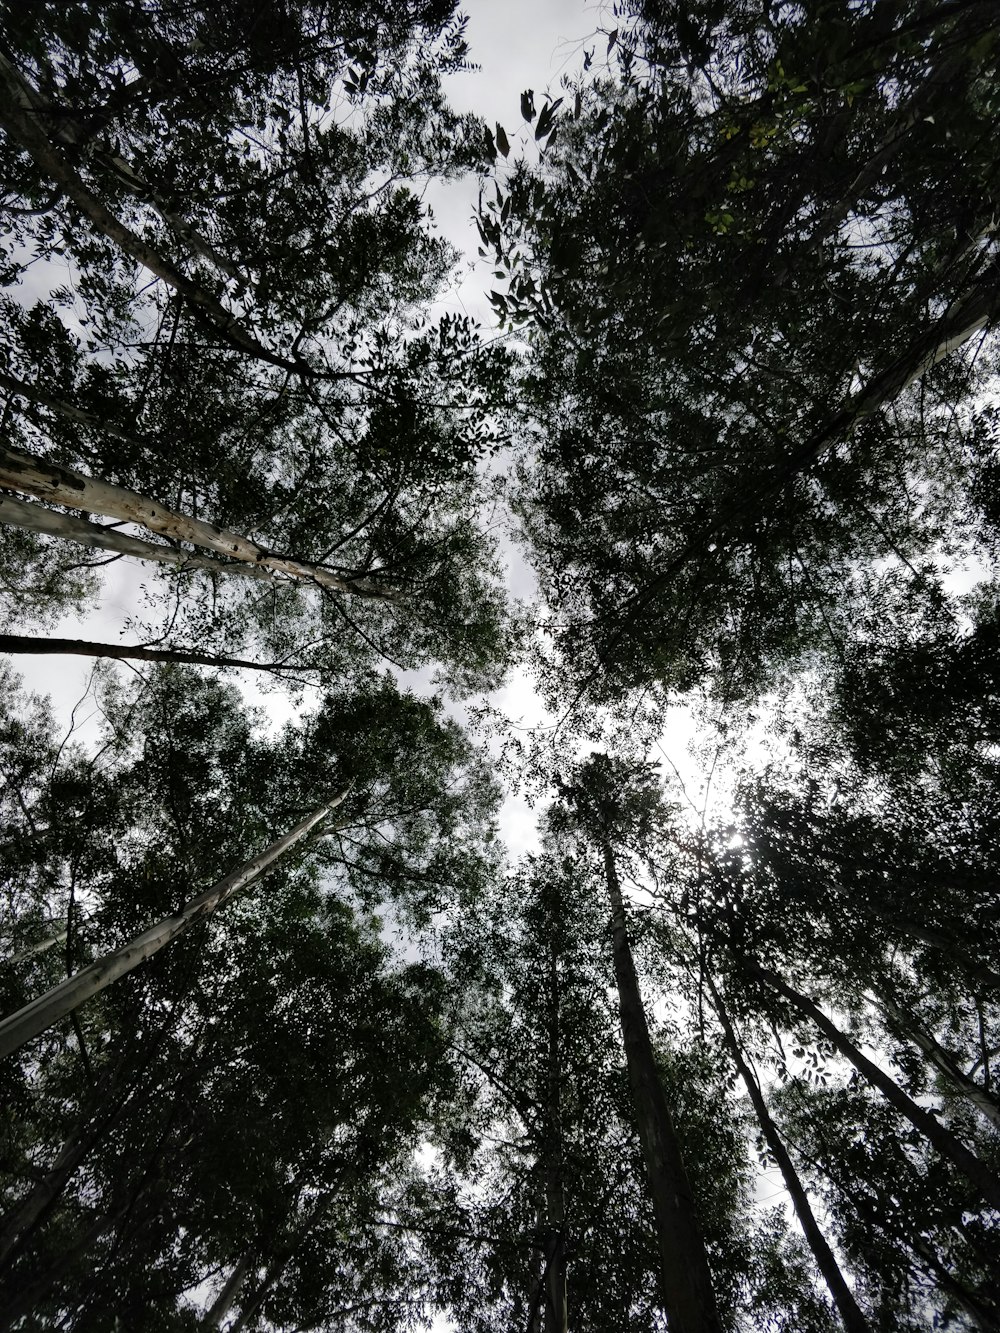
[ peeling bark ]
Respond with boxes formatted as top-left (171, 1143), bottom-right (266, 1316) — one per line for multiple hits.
top-left (0, 444), bottom-right (398, 600)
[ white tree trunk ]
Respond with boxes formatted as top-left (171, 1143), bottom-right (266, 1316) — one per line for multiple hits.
top-left (0, 493), bottom-right (275, 583)
top-left (0, 790), bottom-right (352, 1060)
top-left (0, 447), bottom-right (397, 600)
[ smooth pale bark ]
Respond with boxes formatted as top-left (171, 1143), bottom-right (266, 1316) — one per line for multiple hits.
top-left (206, 1250), bottom-right (257, 1329)
top-left (876, 990), bottom-right (1000, 1130)
top-left (0, 792), bottom-right (351, 1061)
top-left (749, 962), bottom-right (1000, 1210)
top-left (0, 492), bottom-right (281, 582)
top-left (0, 54), bottom-right (297, 374)
top-left (601, 839), bottom-right (722, 1333)
top-left (0, 368), bottom-right (145, 448)
top-left (0, 444), bottom-right (397, 600)
top-left (8, 928), bottom-right (67, 963)
top-left (227, 1255), bottom-right (287, 1333)
top-left (0, 631), bottom-right (295, 676)
top-left (708, 978), bottom-right (871, 1333)
top-left (543, 929), bottom-right (568, 1333)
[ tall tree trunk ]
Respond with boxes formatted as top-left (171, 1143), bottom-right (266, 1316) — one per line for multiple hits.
top-left (0, 492), bottom-right (276, 583)
top-left (0, 444), bottom-right (397, 600)
top-left (0, 791), bottom-right (351, 1060)
top-left (0, 1197), bottom-right (132, 1331)
top-left (619, 266), bottom-right (1000, 627)
top-left (206, 1249), bottom-right (257, 1328)
top-left (543, 923), bottom-right (567, 1333)
top-left (0, 53), bottom-right (297, 374)
top-left (601, 839), bottom-right (723, 1333)
top-left (0, 52), bottom-right (249, 290)
top-left (8, 926), bottom-right (68, 963)
top-left (889, 915), bottom-right (1000, 993)
top-left (0, 1103), bottom-right (115, 1268)
top-left (875, 989), bottom-right (1000, 1130)
top-left (748, 961), bottom-right (1000, 1210)
top-left (708, 977), bottom-right (871, 1333)
top-left (0, 631), bottom-right (295, 676)
top-left (227, 1254), bottom-right (288, 1333)
top-left (0, 368), bottom-right (146, 448)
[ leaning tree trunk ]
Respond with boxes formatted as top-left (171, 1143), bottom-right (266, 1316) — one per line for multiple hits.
top-left (618, 265), bottom-right (1000, 628)
top-left (0, 1097), bottom-right (121, 1268)
top-left (0, 444), bottom-right (397, 601)
top-left (0, 53), bottom-right (296, 374)
top-left (601, 838), bottom-right (723, 1333)
top-left (875, 988), bottom-right (1000, 1130)
top-left (708, 977), bottom-right (871, 1333)
top-left (0, 493), bottom-right (277, 584)
top-left (748, 961), bottom-right (1000, 1211)
top-left (0, 631), bottom-right (297, 676)
top-left (0, 791), bottom-right (351, 1060)
top-left (0, 367), bottom-right (148, 448)
top-left (0, 51), bottom-right (249, 290)
top-left (206, 1249), bottom-right (257, 1328)
top-left (887, 915), bottom-right (1000, 993)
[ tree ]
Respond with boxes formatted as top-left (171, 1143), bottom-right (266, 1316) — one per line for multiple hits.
top-left (551, 755), bottom-right (723, 1333)
top-left (0, 662), bottom-right (501, 1327)
top-left (490, 0), bottom-right (1000, 708)
top-left (0, 0), bottom-right (512, 694)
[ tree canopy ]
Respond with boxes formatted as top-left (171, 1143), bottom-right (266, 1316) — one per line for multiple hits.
top-left (2, 2), bottom-right (999, 1330)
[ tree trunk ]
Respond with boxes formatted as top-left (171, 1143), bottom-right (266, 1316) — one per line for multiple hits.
top-left (876, 990), bottom-right (1000, 1130)
top-left (708, 977), bottom-right (871, 1333)
top-left (0, 791), bottom-right (351, 1060)
top-left (601, 839), bottom-right (723, 1333)
top-left (0, 52), bottom-right (249, 291)
top-left (543, 926), bottom-right (567, 1333)
top-left (619, 266), bottom-right (1000, 626)
top-left (0, 445), bottom-right (397, 600)
top-left (7, 927), bottom-right (68, 964)
top-left (0, 53), bottom-right (297, 374)
top-left (206, 1249), bottom-right (257, 1328)
top-left (0, 1107), bottom-right (109, 1268)
top-left (890, 916), bottom-right (1000, 993)
top-left (0, 492), bottom-right (278, 582)
top-left (227, 1254), bottom-right (287, 1333)
top-left (0, 1197), bottom-right (132, 1331)
top-left (749, 962), bottom-right (1000, 1210)
top-left (0, 631), bottom-right (295, 676)
top-left (0, 368), bottom-right (146, 448)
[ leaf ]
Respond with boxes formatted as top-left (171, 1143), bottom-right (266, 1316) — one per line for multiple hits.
top-left (483, 125), bottom-right (496, 161)
top-left (520, 89), bottom-right (536, 123)
top-left (607, 28), bottom-right (618, 53)
top-left (495, 123), bottom-right (510, 157)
